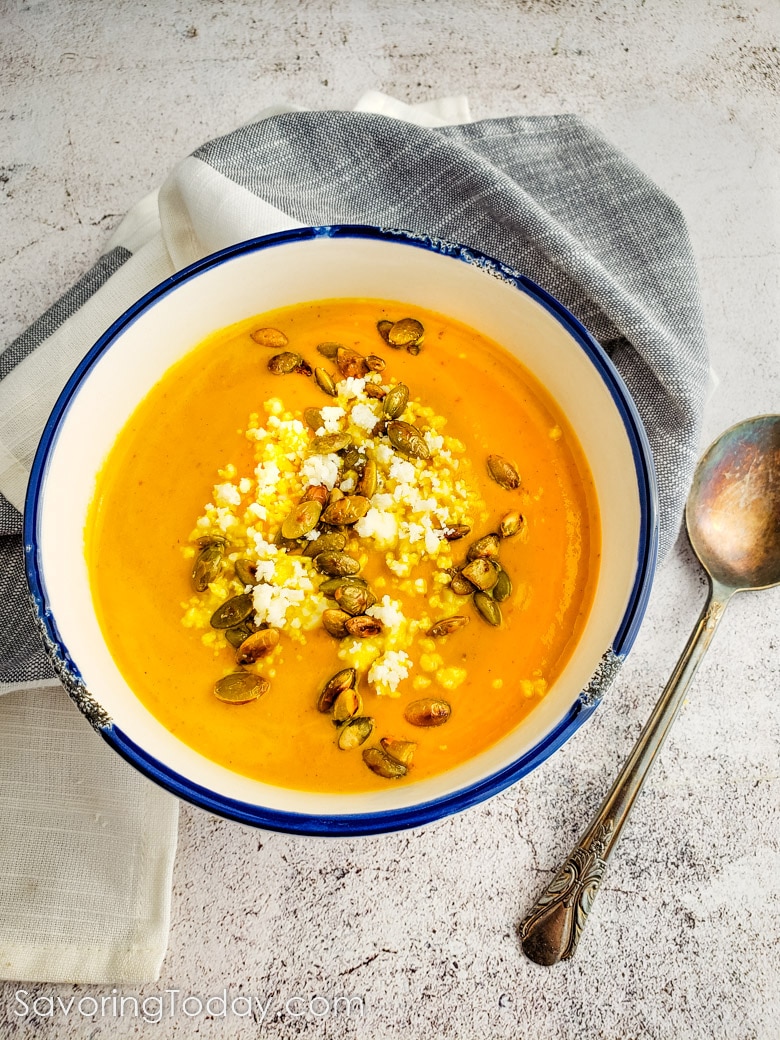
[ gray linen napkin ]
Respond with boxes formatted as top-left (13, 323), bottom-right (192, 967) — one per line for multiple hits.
top-left (1, 108), bottom-right (708, 689)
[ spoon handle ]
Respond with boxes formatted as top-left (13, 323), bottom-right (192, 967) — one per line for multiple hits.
top-left (519, 581), bottom-right (732, 965)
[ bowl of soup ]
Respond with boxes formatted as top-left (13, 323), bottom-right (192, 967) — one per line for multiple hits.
top-left (24, 225), bottom-right (657, 835)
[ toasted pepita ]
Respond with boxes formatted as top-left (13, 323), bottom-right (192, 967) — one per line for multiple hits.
top-left (250, 327), bottom-right (287, 349)
top-left (334, 583), bottom-right (376, 616)
top-left (317, 667), bottom-right (357, 712)
top-left (318, 575), bottom-right (368, 596)
top-left (449, 571), bottom-right (476, 596)
top-left (376, 319), bottom-right (394, 344)
top-left (498, 510), bottom-right (524, 538)
top-left (428, 615), bottom-right (469, 638)
top-left (236, 627), bottom-right (279, 664)
top-left (316, 341), bottom-right (342, 359)
top-left (344, 615), bottom-right (383, 638)
top-left (337, 716), bottom-right (374, 750)
top-left (380, 737), bottom-right (417, 766)
top-left (487, 454), bottom-right (521, 490)
top-left (281, 499), bottom-right (322, 540)
top-left (461, 557), bottom-right (499, 591)
top-left (210, 593), bottom-right (254, 629)
top-left (474, 591), bottom-right (502, 627)
top-left (365, 354), bottom-right (386, 372)
top-left (321, 495), bottom-right (370, 526)
top-left (214, 672), bottom-right (268, 704)
top-left (192, 542), bottom-right (224, 591)
top-left (356, 459), bottom-right (378, 498)
top-left (493, 568), bottom-right (512, 603)
top-left (315, 551), bottom-right (361, 577)
top-left (336, 346), bottom-right (369, 378)
top-left (362, 746), bottom-right (408, 779)
top-left (387, 420), bottom-right (430, 460)
top-left (467, 534), bottom-right (501, 561)
top-left (332, 687), bottom-right (363, 725)
top-left (388, 317), bottom-right (424, 349)
top-left (268, 351), bottom-right (305, 375)
top-left (364, 382), bottom-right (387, 400)
top-left (303, 407), bottom-right (323, 431)
top-left (302, 531), bottom-right (347, 558)
top-left (233, 557), bottom-right (257, 586)
top-left (310, 431), bottom-right (351, 454)
top-left (224, 623), bottom-right (256, 649)
top-left (314, 367), bottom-right (337, 397)
top-left (382, 382), bottom-right (409, 419)
top-left (442, 523), bottom-right (471, 542)
top-left (322, 608), bottom-right (352, 638)
top-left (300, 483), bottom-right (329, 506)
top-left (404, 698), bottom-right (451, 727)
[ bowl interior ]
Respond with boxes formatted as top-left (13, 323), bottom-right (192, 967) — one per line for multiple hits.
top-left (30, 230), bottom-right (653, 823)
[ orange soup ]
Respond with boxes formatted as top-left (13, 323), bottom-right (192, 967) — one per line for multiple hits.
top-left (86, 299), bottom-right (600, 791)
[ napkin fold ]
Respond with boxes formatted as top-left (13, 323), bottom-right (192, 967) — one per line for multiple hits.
top-left (0, 93), bottom-right (708, 983)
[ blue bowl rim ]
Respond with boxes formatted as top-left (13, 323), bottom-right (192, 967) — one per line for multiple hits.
top-left (24, 223), bottom-right (658, 837)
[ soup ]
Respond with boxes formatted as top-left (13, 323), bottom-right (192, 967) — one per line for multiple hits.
top-left (86, 299), bottom-right (600, 792)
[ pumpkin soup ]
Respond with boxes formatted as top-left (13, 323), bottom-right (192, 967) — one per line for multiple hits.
top-left (86, 298), bottom-right (600, 791)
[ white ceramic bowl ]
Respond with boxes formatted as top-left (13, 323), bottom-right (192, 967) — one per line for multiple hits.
top-left (25, 226), bottom-right (657, 835)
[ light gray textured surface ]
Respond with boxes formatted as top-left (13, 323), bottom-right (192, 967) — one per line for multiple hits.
top-left (1, 1), bottom-right (778, 1037)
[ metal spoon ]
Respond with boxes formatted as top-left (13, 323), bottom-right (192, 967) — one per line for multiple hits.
top-left (519, 414), bottom-right (780, 966)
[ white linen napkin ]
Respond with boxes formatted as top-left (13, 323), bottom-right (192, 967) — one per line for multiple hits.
top-left (0, 93), bottom-right (471, 984)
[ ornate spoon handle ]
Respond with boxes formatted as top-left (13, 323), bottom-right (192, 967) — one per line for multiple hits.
top-left (520, 582), bottom-right (731, 965)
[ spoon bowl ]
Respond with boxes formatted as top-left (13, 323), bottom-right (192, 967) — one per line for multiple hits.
top-left (687, 414), bottom-right (780, 592)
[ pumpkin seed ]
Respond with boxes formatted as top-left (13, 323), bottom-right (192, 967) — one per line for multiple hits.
top-left (302, 531), bottom-right (347, 558)
top-left (268, 351), bottom-right (305, 375)
top-left (356, 459), bottom-right (377, 498)
top-left (467, 534), bottom-right (501, 561)
top-left (344, 615), bottom-right (383, 638)
top-left (281, 499), bottom-right (322, 540)
top-left (449, 571), bottom-right (476, 595)
top-left (310, 431), bottom-right (351, 454)
top-left (337, 716), bottom-right (374, 750)
top-left (318, 575), bottom-right (368, 596)
top-left (332, 687), bottom-right (363, 725)
top-left (236, 627), bottom-right (280, 664)
top-left (387, 420), bottom-right (430, 460)
top-left (210, 593), bottom-right (254, 629)
top-left (315, 551), bottom-right (361, 576)
top-left (364, 382), bottom-right (387, 400)
top-left (195, 533), bottom-right (226, 548)
top-left (234, 558), bottom-right (257, 586)
top-left (406, 342), bottom-right (422, 356)
top-left (461, 557), bottom-right (499, 592)
top-left (388, 317), bottom-right (424, 349)
top-left (274, 528), bottom-right (301, 552)
top-left (250, 327), bottom-right (287, 349)
top-left (376, 319), bottom-right (394, 344)
top-left (428, 615), bottom-right (469, 638)
top-left (192, 542), bottom-right (224, 591)
top-left (336, 346), bottom-right (369, 378)
top-left (328, 487), bottom-right (345, 505)
top-left (362, 746), bottom-right (408, 779)
top-left (493, 567), bottom-right (512, 603)
top-left (316, 341), bottom-right (342, 359)
top-left (474, 590), bottom-right (502, 626)
top-left (498, 510), bottom-right (524, 538)
top-left (443, 523), bottom-right (471, 542)
top-left (300, 483), bottom-right (329, 506)
top-left (382, 382), bottom-right (409, 419)
top-left (365, 354), bottom-right (386, 372)
top-left (341, 447), bottom-right (362, 469)
top-left (314, 367), bottom-right (338, 397)
top-left (317, 667), bottom-right (357, 712)
top-left (380, 737), bottom-right (417, 766)
top-left (334, 583), bottom-right (376, 616)
top-left (487, 454), bottom-right (521, 490)
top-left (214, 672), bottom-right (268, 704)
top-left (224, 623), bottom-right (255, 649)
top-left (303, 407), bottom-right (323, 431)
top-left (321, 495), bottom-right (370, 526)
top-left (404, 697), bottom-right (451, 727)
top-left (322, 608), bottom-right (352, 638)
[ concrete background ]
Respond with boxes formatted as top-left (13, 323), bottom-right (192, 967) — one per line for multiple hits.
top-left (1, 0), bottom-right (779, 1037)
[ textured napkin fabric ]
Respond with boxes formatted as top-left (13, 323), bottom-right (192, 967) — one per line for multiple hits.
top-left (0, 93), bottom-right (708, 982)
